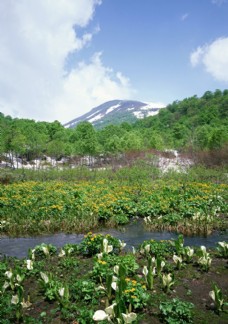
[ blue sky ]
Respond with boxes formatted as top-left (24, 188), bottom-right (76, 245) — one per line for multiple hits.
top-left (0, 0), bottom-right (228, 123)
top-left (88, 0), bottom-right (228, 103)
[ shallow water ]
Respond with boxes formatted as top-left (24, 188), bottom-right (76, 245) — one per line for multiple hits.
top-left (0, 221), bottom-right (227, 259)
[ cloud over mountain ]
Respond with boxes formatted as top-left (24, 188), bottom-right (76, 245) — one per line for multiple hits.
top-left (0, 0), bottom-right (134, 123)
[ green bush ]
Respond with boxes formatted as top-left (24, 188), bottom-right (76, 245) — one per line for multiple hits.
top-left (78, 233), bottom-right (121, 257)
top-left (159, 298), bottom-right (194, 323)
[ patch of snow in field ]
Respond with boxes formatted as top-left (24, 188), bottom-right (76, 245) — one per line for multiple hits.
top-left (158, 155), bottom-right (193, 173)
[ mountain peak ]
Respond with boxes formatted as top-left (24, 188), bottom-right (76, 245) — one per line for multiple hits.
top-left (64, 100), bottom-right (166, 129)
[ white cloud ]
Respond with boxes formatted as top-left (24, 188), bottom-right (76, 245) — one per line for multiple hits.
top-left (53, 52), bottom-right (135, 123)
top-left (190, 46), bottom-right (205, 67)
top-left (211, 0), bottom-right (227, 6)
top-left (190, 37), bottom-right (228, 82)
top-left (181, 13), bottom-right (189, 21)
top-left (0, 0), bottom-right (134, 123)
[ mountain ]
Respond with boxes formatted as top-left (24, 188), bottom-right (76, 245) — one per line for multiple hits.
top-left (64, 100), bottom-right (165, 129)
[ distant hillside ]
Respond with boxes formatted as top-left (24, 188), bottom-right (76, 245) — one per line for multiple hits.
top-left (64, 100), bottom-right (165, 129)
top-left (134, 89), bottom-right (228, 150)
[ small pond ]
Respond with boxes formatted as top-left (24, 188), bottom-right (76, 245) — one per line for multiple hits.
top-left (0, 220), bottom-right (227, 259)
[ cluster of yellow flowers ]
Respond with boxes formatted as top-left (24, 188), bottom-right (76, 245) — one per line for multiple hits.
top-left (0, 180), bottom-right (227, 234)
top-left (98, 260), bottom-right (107, 265)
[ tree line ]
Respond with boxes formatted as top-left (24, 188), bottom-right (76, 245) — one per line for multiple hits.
top-left (0, 89), bottom-right (227, 165)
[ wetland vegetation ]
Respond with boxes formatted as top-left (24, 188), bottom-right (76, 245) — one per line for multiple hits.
top-left (0, 165), bottom-right (227, 323)
top-left (0, 89), bottom-right (228, 322)
top-left (0, 233), bottom-right (227, 323)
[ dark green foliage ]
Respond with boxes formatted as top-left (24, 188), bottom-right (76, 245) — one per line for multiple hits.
top-left (159, 298), bottom-right (194, 323)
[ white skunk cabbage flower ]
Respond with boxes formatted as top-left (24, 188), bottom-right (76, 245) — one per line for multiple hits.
top-left (122, 312), bottom-right (137, 323)
top-left (200, 246), bottom-right (207, 254)
top-left (112, 275), bottom-right (118, 282)
top-left (105, 303), bottom-right (116, 316)
top-left (5, 270), bottom-right (13, 279)
top-left (31, 249), bottom-right (36, 260)
top-left (42, 246), bottom-right (49, 256)
top-left (161, 260), bottom-right (166, 268)
top-left (67, 247), bottom-right (74, 255)
top-left (58, 287), bottom-right (65, 297)
top-left (93, 310), bottom-right (109, 321)
top-left (186, 247), bottom-right (194, 257)
top-left (21, 297), bottom-right (32, 308)
top-left (209, 290), bottom-right (215, 302)
top-left (114, 265), bottom-right (119, 275)
top-left (199, 256), bottom-right (212, 266)
top-left (173, 255), bottom-right (182, 264)
top-left (97, 253), bottom-right (103, 260)
top-left (96, 285), bottom-right (106, 291)
top-left (142, 266), bottom-right (148, 277)
top-left (107, 245), bottom-right (113, 253)
top-left (162, 273), bottom-right (173, 286)
top-left (145, 244), bottom-right (151, 253)
top-left (40, 272), bottom-right (49, 284)
top-left (218, 241), bottom-right (228, 249)
top-left (103, 238), bottom-right (108, 246)
top-left (2, 281), bottom-right (9, 291)
top-left (11, 294), bottom-right (19, 305)
top-left (58, 249), bottom-right (66, 258)
top-left (16, 274), bottom-right (23, 283)
top-left (103, 238), bottom-right (113, 253)
top-left (26, 260), bottom-right (33, 270)
top-left (111, 281), bottom-right (118, 291)
top-left (119, 240), bottom-right (126, 250)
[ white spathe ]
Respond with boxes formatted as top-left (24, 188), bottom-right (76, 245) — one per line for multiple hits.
top-left (93, 310), bottom-right (109, 321)
top-left (122, 312), bottom-right (137, 323)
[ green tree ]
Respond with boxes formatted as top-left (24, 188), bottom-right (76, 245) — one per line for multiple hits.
top-left (71, 122), bottom-right (99, 157)
top-left (121, 131), bottom-right (143, 151)
top-left (194, 126), bottom-right (212, 150)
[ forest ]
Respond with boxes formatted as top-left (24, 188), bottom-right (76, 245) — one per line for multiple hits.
top-left (0, 89), bottom-right (227, 167)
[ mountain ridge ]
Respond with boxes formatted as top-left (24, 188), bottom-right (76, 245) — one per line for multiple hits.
top-left (64, 99), bottom-right (165, 128)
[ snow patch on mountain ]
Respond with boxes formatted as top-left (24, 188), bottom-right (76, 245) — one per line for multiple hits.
top-left (106, 103), bottom-right (121, 114)
top-left (146, 111), bottom-right (160, 117)
top-left (133, 111), bottom-right (144, 119)
top-left (88, 113), bottom-right (104, 123)
top-left (86, 111), bottom-right (98, 120)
